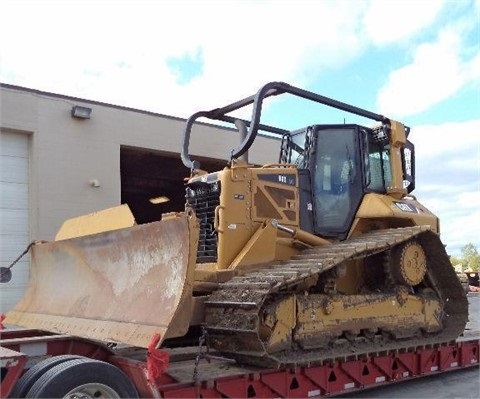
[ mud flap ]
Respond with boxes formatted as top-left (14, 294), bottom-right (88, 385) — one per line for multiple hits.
top-left (5, 212), bottom-right (199, 348)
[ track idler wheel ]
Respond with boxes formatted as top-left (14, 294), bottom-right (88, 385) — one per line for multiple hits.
top-left (390, 240), bottom-right (427, 286)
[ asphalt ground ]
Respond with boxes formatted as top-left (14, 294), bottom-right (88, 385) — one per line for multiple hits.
top-left (341, 293), bottom-right (480, 399)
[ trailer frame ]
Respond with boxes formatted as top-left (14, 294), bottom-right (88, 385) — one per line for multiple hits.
top-left (1, 328), bottom-right (478, 398)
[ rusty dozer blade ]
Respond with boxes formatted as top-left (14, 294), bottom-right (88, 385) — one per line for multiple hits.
top-left (5, 211), bottom-right (199, 349)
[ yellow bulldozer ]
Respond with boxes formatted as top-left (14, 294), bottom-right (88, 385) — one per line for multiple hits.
top-left (3, 82), bottom-right (468, 367)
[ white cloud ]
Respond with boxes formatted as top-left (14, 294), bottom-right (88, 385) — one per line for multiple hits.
top-left (377, 25), bottom-right (480, 118)
top-left (2, 0), bottom-right (476, 122)
top-left (410, 120), bottom-right (480, 157)
top-left (410, 121), bottom-right (480, 255)
top-left (363, 0), bottom-right (445, 46)
top-left (0, 0), bottom-right (369, 117)
top-left (436, 202), bottom-right (480, 256)
top-left (4, 0), bottom-right (474, 120)
top-left (1, 0), bottom-right (478, 256)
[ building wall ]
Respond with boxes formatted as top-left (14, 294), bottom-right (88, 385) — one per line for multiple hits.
top-left (0, 84), bottom-right (280, 313)
top-left (0, 84), bottom-right (279, 241)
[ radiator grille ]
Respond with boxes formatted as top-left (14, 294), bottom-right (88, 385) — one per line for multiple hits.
top-left (186, 183), bottom-right (220, 263)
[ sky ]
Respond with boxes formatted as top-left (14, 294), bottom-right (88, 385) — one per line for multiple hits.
top-left (0, 0), bottom-right (479, 256)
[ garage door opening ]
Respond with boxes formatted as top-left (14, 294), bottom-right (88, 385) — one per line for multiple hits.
top-left (120, 146), bottom-right (225, 224)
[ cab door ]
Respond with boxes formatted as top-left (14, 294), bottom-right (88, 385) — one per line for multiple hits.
top-left (311, 125), bottom-right (363, 239)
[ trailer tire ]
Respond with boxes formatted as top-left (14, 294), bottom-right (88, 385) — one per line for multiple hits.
top-left (11, 355), bottom-right (83, 398)
top-left (25, 358), bottom-right (139, 398)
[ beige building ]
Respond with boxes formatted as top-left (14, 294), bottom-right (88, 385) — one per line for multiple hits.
top-left (0, 83), bottom-right (279, 313)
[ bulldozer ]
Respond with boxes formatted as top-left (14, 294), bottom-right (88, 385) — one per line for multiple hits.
top-left (3, 82), bottom-right (468, 367)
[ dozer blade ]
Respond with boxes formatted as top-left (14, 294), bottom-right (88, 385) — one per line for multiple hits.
top-left (5, 212), bottom-right (199, 349)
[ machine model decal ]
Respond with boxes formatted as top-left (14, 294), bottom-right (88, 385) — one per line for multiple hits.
top-left (258, 173), bottom-right (296, 186)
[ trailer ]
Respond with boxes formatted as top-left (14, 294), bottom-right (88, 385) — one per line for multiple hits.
top-left (1, 325), bottom-right (479, 398)
top-left (1, 81), bottom-right (479, 397)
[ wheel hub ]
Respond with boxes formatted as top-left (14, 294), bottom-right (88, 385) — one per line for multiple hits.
top-left (65, 383), bottom-right (120, 399)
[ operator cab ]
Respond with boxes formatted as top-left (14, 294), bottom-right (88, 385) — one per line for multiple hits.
top-left (181, 82), bottom-right (415, 242)
top-left (280, 124), bottom-right (415, 239)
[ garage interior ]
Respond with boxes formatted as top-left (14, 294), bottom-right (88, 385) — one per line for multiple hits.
top-left (120, 146), bottom-right (226, 224)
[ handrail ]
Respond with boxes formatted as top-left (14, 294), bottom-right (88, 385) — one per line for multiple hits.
top-left (180, 81), bottom-right (390, 171)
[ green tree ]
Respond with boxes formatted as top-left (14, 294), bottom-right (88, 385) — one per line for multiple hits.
top-left (460, 243), bottom-right (480, 271)
top-left (449, 255), bottom-right (462, 267)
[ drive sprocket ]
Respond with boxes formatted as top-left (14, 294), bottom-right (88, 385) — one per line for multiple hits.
top-left (390, 240), bottom-right (427, 286)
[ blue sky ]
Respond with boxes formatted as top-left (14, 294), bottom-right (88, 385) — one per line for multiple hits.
top-left (0, 0), bottom-right (479, 256)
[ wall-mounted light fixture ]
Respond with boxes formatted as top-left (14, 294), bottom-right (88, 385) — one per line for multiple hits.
top-left (71, 105), bottom-right (92, 119)
top-left (149, 196), bottom-right (170, 204)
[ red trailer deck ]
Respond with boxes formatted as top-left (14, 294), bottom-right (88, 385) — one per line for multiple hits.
top-left (1, 327), bottom-right (479, 398)
top-left (1, 294), bottom-right (479, 397)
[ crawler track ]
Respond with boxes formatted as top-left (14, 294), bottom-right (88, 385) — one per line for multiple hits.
top-left (205, 226), bottom-right (469, 367)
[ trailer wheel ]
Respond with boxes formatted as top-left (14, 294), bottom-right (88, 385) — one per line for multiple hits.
top-left (11, 355), bottom-right (82, 398)
top-left (25, 358), bottom-right (139, 398)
